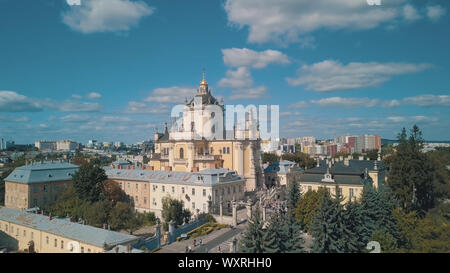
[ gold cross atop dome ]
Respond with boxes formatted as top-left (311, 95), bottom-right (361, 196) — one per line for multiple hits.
top-left (200, 69), bottom-right (208, 86)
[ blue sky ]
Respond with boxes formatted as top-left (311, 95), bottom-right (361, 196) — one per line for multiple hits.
top-left (0, 0), bottom-right (449, 144)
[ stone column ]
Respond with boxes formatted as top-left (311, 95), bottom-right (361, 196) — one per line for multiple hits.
top-left (168, 220), bottom-right (175, 244)
top-left (229, 238), bottom-right (238, 253)
top-left (232, 200), bottom-right (237, 227)
top-left (156, 223), bottom-right (161, 249)
top-left (187, 142), bottom-right (194, 171)
top-left (246, 199), bottom-right (252, 220)
top-left (262, 206), bottom-right (267, 222)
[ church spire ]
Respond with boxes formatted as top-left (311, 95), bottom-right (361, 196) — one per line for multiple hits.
top-left (198, 68), bottom-right (209, 94)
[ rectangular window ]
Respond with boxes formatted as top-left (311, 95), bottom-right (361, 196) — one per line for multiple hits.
top-left (127, 183), bottom-right (130, 188)
top-left (227, 147), bottom-right (230, 154)
top-left (144, 197), bottom-right (147, 204)
top-left (192, 202), bottom-right (195, 210)
top-left (349, 188), bottom-right (354, 200)
top-left (136, 184), bottom-right (138, 190)
top-left (61, 240), bottom-right (64, 249)
top-left (144, 184), bottom-right (147, 190)
top-left (153, 185), bottom-right (156, 192)
top-left (43, 185), bottom-right (47, 192)
top-left (172, 186), bottom-right (175, 193)
top-left (162, 186), bottom-right (165, 192)
top-left (308, 186), bottom-right (312, 191)
top-left (135, 196), bottom-right (138, 203)
top-left (33, 186), bottom-right (38, 193)
top-left (81, 247), bottom-right (84, 253)
top-left (203, 189), bottom-right (206, 197)
top-left (182, 187), bottom-right (185, 194)
top-left (23, 230), bottom-right (26, 237)
top-left (54, 239), bottom-right (57, 247)
top-left (203, 203), bottom-right (206, 212)
top-left (192, 188), bottom-right (195, 195)
top-left (46, 236), bottom-right (49, 244)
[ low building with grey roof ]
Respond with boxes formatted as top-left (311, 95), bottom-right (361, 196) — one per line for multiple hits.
top-left (104, 166), bottom-right (246, 218)
top-left (0, 207), bottom-right (139, 253)
top-left (4, 161), bottom-right (79, 210)
top-left (297, 156), bottom-right (386, 203)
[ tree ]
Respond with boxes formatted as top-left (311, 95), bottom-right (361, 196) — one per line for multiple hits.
top-left (161, 197), bottom-right (186, 227)
top-left (72, 160), bottom-right (108, 203)
top-left (295, 187), bottom-right (327, 232)
top-left (387, 125), bottom-right (436, 215)
top-left (85, 200), bottom-right (113, 228)
top-left (310, 190), bottom-right (356, 253)
top-left (365, 149), bottom-right (379, 160)
top-left (109, 201), bottom-right (134, 231)
top-left (262, 153), bottom-right (279, 163)
top-left (342, 201), bottom-right (369, 252)
top-left (103, 180), bottom-right (124, 204)
top-left (240, 210), bottom-right (265, 253)
top-left (286, 179), bottom-right (301, 218)
top-left (263, 211), bottom-right (286, 253)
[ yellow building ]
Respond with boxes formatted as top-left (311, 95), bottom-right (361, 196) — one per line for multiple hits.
top-left (297, 157), bottom-right (386, 203)
top-left (105, 165), bottom-right (246, 218)
top-left (4, 161), bottom-right (79, 210)
top-left (0, 207), bottom-right (139, 253)
top-left (149, 73), bottom-right (263, 192)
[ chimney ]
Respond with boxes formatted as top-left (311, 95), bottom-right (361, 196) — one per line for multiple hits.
top-left (41, 210), bottom-right (45, 215)
top-left (49, 213), bottom-right (53, 221)
top-left (112, 164), bottom-right (115, 169)
top-left (126, 166), bottom-right (130, 170)
top-left (339, 156), bottom-right (344, 161)
top-left (344, 158), bottom-right (349, 166)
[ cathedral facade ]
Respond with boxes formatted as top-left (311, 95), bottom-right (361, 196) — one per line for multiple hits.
top-left (149, 73), bottom-right (264, 192)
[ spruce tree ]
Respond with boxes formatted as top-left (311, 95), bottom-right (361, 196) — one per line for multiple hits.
top-left (343, 201), bottom-right (367, 252)
top-left (310, 190), bottom-right (346, 253)
top-left (262, 210), bottom-right (285, 253)
top-left (240, 210), bottom-right (265, 253)
top-left (286, 179), bottom-right (301, 218)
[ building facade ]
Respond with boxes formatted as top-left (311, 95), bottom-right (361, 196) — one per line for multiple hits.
top-left (0, 207), bottom-right (139, 253)
top-left (105, 165), bottom-right (246, 218)
top-left (4, 161), bottom-right (79, 210)
top-left (297, 156), bottom-right (386, 203)
top-left (149, 73), bottom-right (263, 192)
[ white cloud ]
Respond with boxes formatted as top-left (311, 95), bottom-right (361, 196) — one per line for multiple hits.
top-left (144, 86), bottom-right (196, 104)
top-left (286, 60), bottom-right (431, 92)
top-left (289, 101), bottom-right (308, 109)
top-left (48, 100), bottom-right (102, 112)
top-left (387, 115), bottom-right (439, 123)
top-left (218, 67), bottom-right (253, 89)
top-left (402, 94), bottom-right (450, 107)
top-left (72, 94), bottom-right (82, 99)
top-left (427, 5), bottom-right (446, 21)
top-left (0, 116), bottom-right (30, 122)
top-left (228, 86), bottom-right (267, 100)
top-left (87, 92), bottom-right (102, 99)
top-left (0, 91), bottom-right (43, 112)
top-left (402, 4), bottom-right (421, 21)
top-left (225, 0), bottom-right (405, 44)
top-left (125, 101), bottom-right (169, 114)
top-left (222, 48), bottom-right (290, 69)
top-left (60, 114), bottom-right (90, 123)
top-left (382, 99), bottom-right (401, 108)
top-left (62, 0), bottom-right (154, 34)
top-left (311, 97), bottom-right (380, 108)
top-left (224, 1), bottom-right (446, 44)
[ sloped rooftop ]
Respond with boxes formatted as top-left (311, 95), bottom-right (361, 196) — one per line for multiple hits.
top-left (0, 207), bottom-right (138, 248)
top-left (5, 161), bottom-right (79, 184)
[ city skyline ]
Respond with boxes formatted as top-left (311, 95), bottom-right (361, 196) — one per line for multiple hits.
top-left (1, 0), bottom-right (450, 144)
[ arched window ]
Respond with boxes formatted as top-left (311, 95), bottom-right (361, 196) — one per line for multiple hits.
top-left (180, 148), bottom-right (184, 159)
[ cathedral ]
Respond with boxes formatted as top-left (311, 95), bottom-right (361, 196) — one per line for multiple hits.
top-left (149, 72), bottom-right (264, 192)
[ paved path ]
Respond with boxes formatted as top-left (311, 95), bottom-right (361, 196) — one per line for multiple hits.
top-left (193, 226), bottom-right (245, 253)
